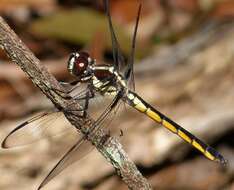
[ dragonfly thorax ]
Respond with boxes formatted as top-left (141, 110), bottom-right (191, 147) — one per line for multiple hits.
top-left (91, 65), bottom-right (128, 96)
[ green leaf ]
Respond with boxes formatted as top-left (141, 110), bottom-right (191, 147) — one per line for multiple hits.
top-left (30, 8), bottom-right (131, 54)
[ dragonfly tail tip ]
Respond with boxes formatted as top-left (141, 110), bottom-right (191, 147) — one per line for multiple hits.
top-left (1, 140), bottom-right (8, 149)
top-left (215, 153), bottom-right (228, 167)
top-left (219, 157), bottom-right (228, 167)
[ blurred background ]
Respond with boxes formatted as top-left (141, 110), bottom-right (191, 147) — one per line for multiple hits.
top-left (0, 0), bottom-right (234, 189)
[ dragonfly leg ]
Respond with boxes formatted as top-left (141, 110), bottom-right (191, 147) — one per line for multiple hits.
top-left (47, 85), bottom-right (71, 99)
top-left (73, 85), bottom-right (95, 101)
top-left (60, 80), bottom-right (81, 94)
top-left (45, 80), bottom-right (81, 100)
top-left (74, 87), bottom-right (95, 118)
top-left (65, 88), bottom-right (95, 118)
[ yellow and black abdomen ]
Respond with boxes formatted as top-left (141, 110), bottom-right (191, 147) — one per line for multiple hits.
top-left (125, 91), bottom-right (226, 165)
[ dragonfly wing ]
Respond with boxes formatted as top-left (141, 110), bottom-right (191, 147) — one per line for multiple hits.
top-left (2, 111), bottom-right (77, 148)
top-left (104, 0), bottom-right (126, 73)
top-left (38, 92), bottom-right (123, 189)
top-left (104, 0), bottom-right (142, 91)
top-left (2, 80), bottom-right (118, 149)
top-left (38, 136), bottom-right (93, 190)
top-left (2, 82), bottom-right (93, 149)
top-left (126, 4), bottom-right (142, 91)
top-left (90, 92), bottom-right (123, 136)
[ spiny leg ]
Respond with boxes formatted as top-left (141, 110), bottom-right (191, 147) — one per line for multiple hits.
top-left (43, 80), bottom-right (80, 100)
top-left (40, 80), bottom-right (65, 98)
top-left (65, 87), bottom-right (95, 118)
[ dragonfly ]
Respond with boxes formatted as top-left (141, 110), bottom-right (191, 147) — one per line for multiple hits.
top-left (2, 0), bottom-right (226, 189)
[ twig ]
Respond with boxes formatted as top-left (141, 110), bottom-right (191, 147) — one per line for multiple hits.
top-left (0, 17), bottom-right (152, 190)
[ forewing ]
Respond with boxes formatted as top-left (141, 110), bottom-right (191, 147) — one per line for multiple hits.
top-left (104, 0), bottom-right (126, 73)
top-left (104, 0), bottom-right (142, 90)
top-left (2, 111), bottom-right (76, 148)
top-left (126, 4), bottom-right (142, 91)
top-left (2, 81), bottom-right (92, 149)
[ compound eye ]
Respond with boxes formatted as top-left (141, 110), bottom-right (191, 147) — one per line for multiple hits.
top-left (67, 51), bottom-right (92, 77)
top-left (74, 54), bottom-right (89, 75)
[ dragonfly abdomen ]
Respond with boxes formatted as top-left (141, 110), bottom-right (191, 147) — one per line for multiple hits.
top-left (125, 91), bottom-right (227, 165)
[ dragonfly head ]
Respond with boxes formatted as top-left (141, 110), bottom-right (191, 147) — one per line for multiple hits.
top-left (67, 51), bottom-right (94, 79)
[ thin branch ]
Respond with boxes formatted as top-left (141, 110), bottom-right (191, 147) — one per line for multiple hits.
top-left (0, 17), bottom-right (152, 190)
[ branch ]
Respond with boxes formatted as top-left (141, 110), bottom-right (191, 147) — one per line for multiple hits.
top-left (0, 17), bottom-right (152, 190)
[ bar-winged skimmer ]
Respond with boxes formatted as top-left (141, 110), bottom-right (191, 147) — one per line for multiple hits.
top-left (2, 0), bottom-right (226, 189)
